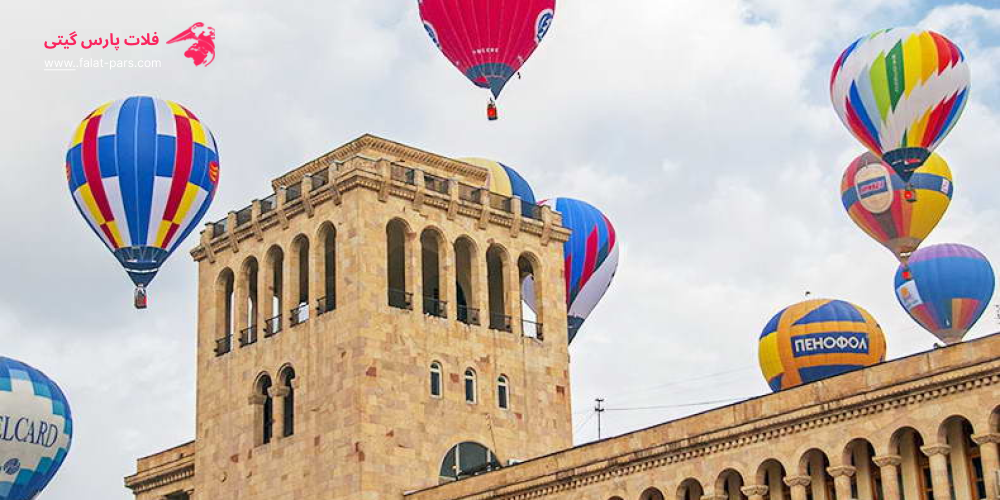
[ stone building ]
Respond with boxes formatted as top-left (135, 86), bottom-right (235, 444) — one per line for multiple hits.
top-left (125, 135), bottom-right (1000, 500)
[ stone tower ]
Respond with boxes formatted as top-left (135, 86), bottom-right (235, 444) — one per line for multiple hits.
top-left (172, 135), bottom-right (572, 499)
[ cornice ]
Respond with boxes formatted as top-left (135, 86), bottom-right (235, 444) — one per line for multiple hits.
top-left (407, 356), bottom-right (1000, 500)
top-left (124, 457), bottom-right (194, 494)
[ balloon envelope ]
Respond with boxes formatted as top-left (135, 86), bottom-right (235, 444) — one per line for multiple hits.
top-left (524, 198), bottom-right (618, 344)
top-left (66, 96), bottom-right (220, 289)
top-left (894, 243), bottom-right (994, 344)
top-left (418, 0), bottom-right (556, 98)
top-left (0, 357), bottom-right (72, 500)
top-left (830, 28), bottom-right (969, 181)
top-left (759, 299), bottom-right (886, 392)
top-left (841, 151), bottom-right (952, 262)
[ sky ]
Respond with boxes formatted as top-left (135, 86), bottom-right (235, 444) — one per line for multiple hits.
top-left (2, 1), bottom-right (1000, 498)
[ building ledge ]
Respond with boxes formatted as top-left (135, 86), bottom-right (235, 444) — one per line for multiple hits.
top-left (124, 440), bottom-right (195, 494)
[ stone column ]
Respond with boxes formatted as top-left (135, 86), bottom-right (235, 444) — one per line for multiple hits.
top-left (785, 475), bottom-right (812, 500)
top-left (921, 445), bottom-right (953, 500)
top-left (873, 455), bottom-right (903, 500)
top-left (973, 433), bottom-right (1000, 500)
top-left (271, 386), bottom-right (290, 441)
top-left (742, 485), bottom-right (769, 500)
top-left (248, 394), bottom-right (267, 446)
top-left (827, 466), bottom-right (856, 500)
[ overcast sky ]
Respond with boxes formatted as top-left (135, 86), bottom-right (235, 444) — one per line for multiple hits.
top-left (3, 1), bottom-right (1000, 498)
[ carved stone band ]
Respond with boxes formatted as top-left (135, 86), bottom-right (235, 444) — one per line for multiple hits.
top-left (784, 476), bottom-right (812, 487)
top-left (742, 485), bottom-right (770, 497)
top-left (826, 466), bottom-right (856, 478)
top-left (972, 433), bottom-right (1000, 446)
top-left (873, 455), bottom-right (902, 467)
top-left (920, 445), bottom-right (951, 457)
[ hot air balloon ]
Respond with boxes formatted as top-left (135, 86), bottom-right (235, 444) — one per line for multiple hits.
top-left (66, 96), bottom-right (220, 309)
top-left (841, 151), bottom-right (952, 263)
top-left (830, 28), bottom-right (969, 196)
top-left (418, 0), bottom-right (556, 120)
top-left (759, 299), bottom-right (886, 392)
top-left (458, 158), bottom-right (537, 216)
top-left (523, 198), bottom-right (618, 344)
top-left (0, 356), bottom-right (73, 500)
top-left (894, 243), bottom-right (994, 345)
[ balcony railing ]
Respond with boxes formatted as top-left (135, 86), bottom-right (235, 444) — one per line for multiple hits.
top-left (391, 164), bottom-right (416, 185)
top-left (289, 303), bottom-right (310, 326)
top-left (317, 296), bottom-right (335, 316)
top-left (458, 185), bottom-right (483, 204)
top-left (260, 194), bottom-right (276, 214)
top-left (522, 203), bottom-right (543, 220)
top-left (239, 326), bottom-right (258, 347)
top-left (490, 195), bottom-right (512, 213)
top-left (211, 218), bottom-right (228, 238)
top-left (424, 174), bottom-right (450, 195)
top-left (457, 305), bottom-right (481, 326)
top-left (235, 206), bottom-right (252, 227)
top-left (311, 169), bottom-right (329, 190)
top-left (286, 182), bottom-right (302, 201)
top-left (388, 288), bottom-right (413, 310)
top-left (214, 334), bottom-right (232, 356)
top-left (489, 313), bottom-right (513, 332)
top-left (423, 297), bottom-right (447, 318)
top-left (264, 314), bottom-right (282, 337)
top-left (521, 320), bottom-right (544, 340)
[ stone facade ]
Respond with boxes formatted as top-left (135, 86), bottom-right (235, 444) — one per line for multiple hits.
top-left (126, 134), bottom-right (1000, 500)
top-left (126, 135), bottom-right (575, 499)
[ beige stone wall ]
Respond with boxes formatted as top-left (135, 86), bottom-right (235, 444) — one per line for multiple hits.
top-left (125, 441), bottom-right (194, 499)
top-left (185, 136), bottom-right (574, 500)
top-left (406, 334), bottom-right (1000, 500)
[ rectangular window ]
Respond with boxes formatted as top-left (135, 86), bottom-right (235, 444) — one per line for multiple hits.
top-left (465, 378), bottom-right (475, 403)
top-left (498, 384), bottom-right (508, 409)
top-left (431, 371), bottom-right (442, 397)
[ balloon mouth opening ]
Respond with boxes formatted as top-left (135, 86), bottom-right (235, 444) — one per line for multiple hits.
top-left (883, 148), bottom-right (930, 182)
top-left (567, 316), bottom-right (585, 344)
top-left (114, 246), bottom-right (168, 287)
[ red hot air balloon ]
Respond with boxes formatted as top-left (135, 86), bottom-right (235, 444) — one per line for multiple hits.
top-left (418, 0), bottom-right (556, 120)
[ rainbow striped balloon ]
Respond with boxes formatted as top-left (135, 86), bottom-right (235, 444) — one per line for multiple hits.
top-left (66, 96), bottom-right (219, 292)
top-left (759, 299), bottom-right (886, 392)
top-left (894, 243), bottom-right (994, 345)
top-left (841, 151), bottom-right (952, 263)
top-left (830, 28), bottom-right (969, 181)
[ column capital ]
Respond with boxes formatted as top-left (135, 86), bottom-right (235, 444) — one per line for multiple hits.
top-left (921, 444), bottom-right (951, 457)
top-left (972, 433), bottom-right (1000, 445)
top-left (742, 485), bottom-right (769, 497)
top-left (784, 475), bottom-right (812, 487)
top-left (269, 386), bottom-right (290, 398)
top-left (248, 394), bottom-right (267, 406)
top-left (873, 454), bottom-right (903, 467)
top-left (827, 466), bottom-right (856, 478)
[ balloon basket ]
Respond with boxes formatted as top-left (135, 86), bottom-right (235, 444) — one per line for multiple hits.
top-left (487, 102), bottom-right (498, 121)
top-left (134, 286), bottom-right (148, 310)
top-left (903, 185), bottom-right (917, 203)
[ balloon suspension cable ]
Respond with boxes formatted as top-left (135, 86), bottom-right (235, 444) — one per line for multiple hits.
top-left (487, 99), bottom-right (498, 121)
top-left (134, 285), bottom-right (148, 310)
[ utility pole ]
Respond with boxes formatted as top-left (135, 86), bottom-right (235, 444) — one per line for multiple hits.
top-left (595, 398), bottom-right (605, 440)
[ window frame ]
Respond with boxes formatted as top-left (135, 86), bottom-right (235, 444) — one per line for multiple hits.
top-left (497, 375), bottom-right (509, 410)
top-left (464, 368), bottom-right (477, 404)
top-left (430, 362), bottom-right (443, 398)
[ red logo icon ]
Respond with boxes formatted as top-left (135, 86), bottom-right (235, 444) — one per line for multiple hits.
top-left (167, 23), bottom-right (215, 67)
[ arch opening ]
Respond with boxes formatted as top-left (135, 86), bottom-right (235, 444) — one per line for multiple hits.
top-left (421, 229), bottom-right (446, 317)
top-left (487, 245), bottom-right (510, 332)
top-left (387, 219), bottom-right (412, 309)
top-left (454, 237), bottom-right (479, 325)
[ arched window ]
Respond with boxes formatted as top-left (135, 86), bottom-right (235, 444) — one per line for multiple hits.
top-left (280, 367), bottom-right (296, 438)
top-left (497, 375), bottom-right (509, 409)
top-left (641, 488), bottom-right (666, 500)
top-left (240, 258), bottom-right (259, 347)
top-left (255, 374), bottom-right (273, 446)
top-left (439, 442), bottom-right (498, 482)
top-left (486, 245), bottom-right (510, 332)
top-left (265, 246), bottom-right (284, 336)
top-left (454, 237), bottom-right (479, 325)
top-left (387, 219), bottom-right (411, 309)
top-left (291, 236), bottom-right (310, 325)
top-left (430, 362), bottom-right (443, 398)
top-left (421, 229), bottom-right (446, 317)
top-left (464, 368), bottom-right (477, 404)
top-left (215, 269), bottom-right (235, 356)
top-left (318, 224), bottom-right (336, 314)
top-left (518, 254), bottom-right (542, 339)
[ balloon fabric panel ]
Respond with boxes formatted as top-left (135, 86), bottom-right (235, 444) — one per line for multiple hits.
top-left (66, 96), bottom-right (219, 288)
top-left (831, 28), bottom-right (969, 179)
top-left (419, 0), bottom-right (555, 98)
top-left (758, 299), bottom-right (886, 392)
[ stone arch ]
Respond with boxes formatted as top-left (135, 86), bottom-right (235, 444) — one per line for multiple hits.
top-left (315, 221), bottom-right (337, 314)
top-left (517, 251), bottom-right (544, 339)
top-left (238, 256), bottom-right (260, 342)
top-left (756, 459), bottom-right (789, 500)
top-left (486, 243), bottom-right (512, 331)
top-left (387, 218), bottom-right (413, 309)
top-left (215, 267), bottom-right (235, 343)
top-left (677, 478), bottom-right (704, 500)
top-left (798, 449), bottom-right (834, 500)
top-left (716, 469), bottom-right (747, 500)
top-left (842, 438), bottom-right (879, 500)
top-left (420, 226), bottom-right (449, 317)
top-left (453, 235), bottom-right (480, 325)
top-left (289, 234), bottom-right (310, 324)
top-left (263, 245), bottom-right (285, 333)
top-left (640, 487), bottom-right (666, 500)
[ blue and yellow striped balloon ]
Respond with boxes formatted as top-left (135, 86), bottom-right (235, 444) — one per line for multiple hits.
top-left (759, 299), bottom-right (886, 392)
top-left (458, 158), bottom-right (536, 205)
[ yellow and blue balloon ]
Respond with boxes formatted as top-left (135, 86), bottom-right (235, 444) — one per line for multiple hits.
top-left (759, 299), bottom-right (886, 392)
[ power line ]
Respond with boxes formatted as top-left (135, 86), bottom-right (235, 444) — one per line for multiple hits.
top-left (573, 410), bottom-right (597, 436)
top-left (603, 396), bottom-right (752, 412)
